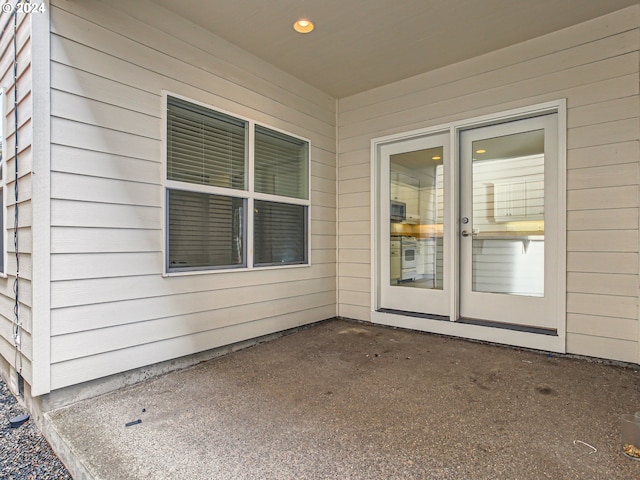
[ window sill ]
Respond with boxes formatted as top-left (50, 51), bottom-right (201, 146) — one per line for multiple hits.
top-left (162, 262), bottom-right (311, 278)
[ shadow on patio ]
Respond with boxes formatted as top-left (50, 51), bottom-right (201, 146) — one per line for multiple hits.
top-left (44, 319), bottom-right (639, 479)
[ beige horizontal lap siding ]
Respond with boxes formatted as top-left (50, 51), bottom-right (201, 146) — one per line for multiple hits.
top-left (48, 0), bottom-right (337, 390)
top-left (337, 6), bottom-right (640, 363)
top-left (0, 8), bottom-right (35, 384)
top-left (337, 145), bottom-right (371, 318)
top-left (50, 302), bottom-right (337, 389)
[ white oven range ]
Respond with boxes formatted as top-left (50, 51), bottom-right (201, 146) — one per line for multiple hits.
top-left (401, 237), bottom-right (417, 281)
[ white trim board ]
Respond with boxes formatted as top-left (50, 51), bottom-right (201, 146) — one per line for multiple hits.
top-left (30, 1), bottom-right (52, 396)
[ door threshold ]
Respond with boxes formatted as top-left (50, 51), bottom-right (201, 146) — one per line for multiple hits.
top-left (376, 308), bottom-right (557, 336)
top-left (377, 308), bottom-right (449, 322)
top-left (458, 317), bottom-right (557, 336)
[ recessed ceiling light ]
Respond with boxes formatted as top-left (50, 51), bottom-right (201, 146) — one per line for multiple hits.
top-left (294, 19), bottom-right (314, 33)
top-left (432, 156), bottom-right (441, 160)
top-left (475, 149), bottom-right (486, 154)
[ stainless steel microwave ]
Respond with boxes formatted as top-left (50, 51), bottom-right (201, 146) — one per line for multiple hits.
top-left (390, 201), bottom-right (406, 222)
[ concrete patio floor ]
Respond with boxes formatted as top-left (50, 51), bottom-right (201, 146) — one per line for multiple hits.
top-left (44, 319), bottom-right (640, 479)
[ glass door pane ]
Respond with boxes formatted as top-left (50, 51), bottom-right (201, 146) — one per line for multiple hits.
top-left (389, 148), bottom-right (444, 290)
top-left (470, 130), bottom-right (545, 297)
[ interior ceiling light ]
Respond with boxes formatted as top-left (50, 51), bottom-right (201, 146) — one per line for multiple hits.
top-left (432, 156), bottom-right (441, 160)
top-left (294, 19), bottom-right (314, 33)
top-left (475, 149), bottom-right (487, 154)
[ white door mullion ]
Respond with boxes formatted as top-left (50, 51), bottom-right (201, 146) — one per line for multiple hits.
top-left (448, 131), bottom-right (459, 321)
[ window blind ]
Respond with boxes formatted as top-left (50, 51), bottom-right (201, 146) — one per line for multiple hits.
top-left (254, 125), bottom-right (308, 199)
top-left (254, 200), bottom-right (307, 266)
top-left (167, 96), bottom-right (247, 190)
top-left (167, 189), bottom-right (245, 271)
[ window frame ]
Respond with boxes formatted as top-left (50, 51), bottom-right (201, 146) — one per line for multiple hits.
top-left (162, 91), bottom-right (311, 276)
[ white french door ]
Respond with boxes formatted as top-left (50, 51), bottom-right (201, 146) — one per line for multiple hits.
top-left (377, 112), bottom-right (561, 332)
top-left (458, 114), bottom-right (559, 329)
top-left (378, 132), bottom-right (450, 316)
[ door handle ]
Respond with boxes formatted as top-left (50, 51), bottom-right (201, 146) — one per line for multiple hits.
top-left (461, 229), bottom-right (479, 237)
top-left (461, 230), bottom-right (471, 237)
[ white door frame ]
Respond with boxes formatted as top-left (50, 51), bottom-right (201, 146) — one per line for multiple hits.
top-left (370, 100), bottom-right (567, 353)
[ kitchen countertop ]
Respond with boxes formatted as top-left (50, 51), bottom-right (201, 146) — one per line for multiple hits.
top-left (473, 231), bottom-right (544, 240)
top-left (392, 233), bottom-right (543, 239)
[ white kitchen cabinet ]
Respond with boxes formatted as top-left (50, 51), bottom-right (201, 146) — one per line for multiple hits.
top-left (393, 182), bottom-right (419, 223)
top-left (403, 185), bottom-right (420, 223)
top-left (494, 180), bottom-right (544, 222)
top-left (390, 175), bottom-right (400, 201)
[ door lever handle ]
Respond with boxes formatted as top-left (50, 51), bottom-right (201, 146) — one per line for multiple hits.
top-left (461, 229), bottom-right (479, 237)
top-left (461, 230), bottom-right (471, 237)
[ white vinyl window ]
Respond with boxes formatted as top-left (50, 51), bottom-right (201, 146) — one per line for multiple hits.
top-left (164, 94), bottom-right (310, 273)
